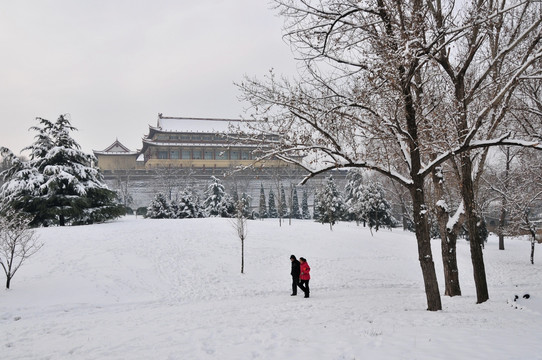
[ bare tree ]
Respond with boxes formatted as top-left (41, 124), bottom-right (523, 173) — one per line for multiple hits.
top-left (0, 210), bottom-right (43, 289)
top-left (115, 171), bottom-right (134, 210)
top-left (153, 166), bottom-right (196, 201)
top-left (485, 150), bottom-right (542, 264)
top-left (232, 200), bottom-right (248, 274)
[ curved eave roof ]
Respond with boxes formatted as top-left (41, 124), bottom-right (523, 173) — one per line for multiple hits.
top-left (93, 150), bottom-right (140, 156)
top-left (145, 117), bottom-right (254, 139)
top-left (140, 139), bottom-right (264, 153)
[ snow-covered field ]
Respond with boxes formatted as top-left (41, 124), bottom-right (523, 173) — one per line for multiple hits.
top-left (2, 217), bottom-right (541, 359)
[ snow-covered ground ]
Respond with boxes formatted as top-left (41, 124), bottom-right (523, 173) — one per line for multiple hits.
top-left (2, 217), bottom-right (541, 359)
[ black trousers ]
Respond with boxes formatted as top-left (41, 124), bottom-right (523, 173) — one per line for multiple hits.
top-left (292, 276), bottom-right (299, 295)
top-left (298, 279), bottom-right (310, 296)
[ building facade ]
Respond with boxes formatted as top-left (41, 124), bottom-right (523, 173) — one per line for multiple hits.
top-left (94, 114), bottom-right (289, 171)
top-left (140, 115), bottom-right (286, 170)
top-left (92, 139), bottom-right (141, 171)
top-left (93, 114), bottom-right (318, 208)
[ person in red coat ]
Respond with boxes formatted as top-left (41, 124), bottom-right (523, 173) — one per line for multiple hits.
top-left (298, 257), bottom-right (310, 298)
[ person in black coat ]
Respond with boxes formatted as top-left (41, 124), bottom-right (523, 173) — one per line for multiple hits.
top-left (290, 255), bottom-right (301, 296)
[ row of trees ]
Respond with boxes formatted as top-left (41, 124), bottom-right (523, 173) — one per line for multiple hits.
top-left (146, 176), bottom-right (249, 219)
top-left (238, 0), bottom-right (542, 310)
top-left (145, 171), bottom-right (396, 233)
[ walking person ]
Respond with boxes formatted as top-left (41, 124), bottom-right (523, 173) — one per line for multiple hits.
top-left (290, 255), bottom-right (300, 296)
top-left (298, 257), bottom-right (310, 298)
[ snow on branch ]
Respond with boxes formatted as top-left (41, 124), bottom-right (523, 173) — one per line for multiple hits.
top-left (419, 135), bottom-right (542, 178)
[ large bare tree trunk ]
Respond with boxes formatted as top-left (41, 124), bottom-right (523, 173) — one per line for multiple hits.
top-left (443, 231), bottom-right (461, 296)
top-left (432, 167), bottom-right (461, 297)
top-left (405, 64), bottom-right (442, 310)
top-left (410, 181), bottom-right (442, 311)
top-left (461, 154), bottom-right (489, 304)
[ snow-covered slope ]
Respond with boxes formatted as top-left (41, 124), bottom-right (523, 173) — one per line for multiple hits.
top-left (2, 217), bottom-right (541, 359)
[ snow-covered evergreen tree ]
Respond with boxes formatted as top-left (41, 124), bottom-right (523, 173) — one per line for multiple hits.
top-left (258, 184), bottom-right (267, 219)
top-left (147, 193), bottom-right (171, 219)
top-left (203, 176), bottom-right (234, 217)
top-left (316, 175), bottom-right (345, 230)
top-left (301, 188), bottom-right (311, 219)
top-left (290, 186), bottom-right (301, 219)
top-left (268, 189), bottom-right (278, 218)
top-left (169, 199), bottom-right (180, 219)
top-left (231, 186), bottom-right (239, 206)
top-left (240, 192), bottom-right (252, 218)
top-left (313, 190), bottom-right (320, 221)
top-left (356, 181), bottom-right (395, 231)
top-left (279, 183), bottom-right (288, 218)
top-left (175, 190), bottom-right (203, 219)
top-left (344, 169), bottom-right (365, 223)
top-left (0, 115), bottom-right (123, 226)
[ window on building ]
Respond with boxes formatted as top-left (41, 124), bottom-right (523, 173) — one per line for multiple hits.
top-left (216, 149), bottom-right (228, 160)
top-left (170, 150), bottom-right (180, 159)
top-left (203, 135), bottom-right (213, 141)
top-left (158, 151), bottom-right (168, 159)
top-left (193, 149), bottom-right (202, 159)
top-left (181, 134), bottom-right (191, 141)
top-left (192, 134), bottom-right (202, 141)
top-left (231, 150), bottom-right (240, 160)
top-left (169, 135), bottom-right (179, 140)
top-left (182, 149), bottom-right (191, 159)
top-left (204, 149), bottom-right (214, 160)
top-left (241, 151), bottom-right (250, 160)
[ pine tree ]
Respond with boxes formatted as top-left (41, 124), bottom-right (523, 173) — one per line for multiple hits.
top-left (203, 176), bottom-right (234, 217)
top-left (313, 190), bottom-right (320, 221)
top-left (231, 186), bottom-right (239, 206)
top-left (344, 169), bottom-right (365, 223)
top-left (176, 190), bottom-right (202, 218)
top-left (169, 199), bottom-right (180, 219)
top-left (279, 183), bottom-right (288, 218)
top-left (0, 115), bottom-right (123, 226)
top-left (258, 183), bottom-right (267, 219)
top-left (317, 175), bottom-right (344, 230)
top-left (240, 192), bottom-right (252, 218)
top-left (301, 188), bottom-right (311, 219)
top-left (147, 193), bottom-right (171, 219)
top-left (268, 189), bottom-right (278, 218)
top-left (357, 181), bottom-right (395, 231)
top-left (291, 186), bottom-right (301, 219)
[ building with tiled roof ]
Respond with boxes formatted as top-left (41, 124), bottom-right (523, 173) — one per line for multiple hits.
top-left (93, 139), bottom-right (141, 171)
top-left (95, 114), bottom-right (286, 171)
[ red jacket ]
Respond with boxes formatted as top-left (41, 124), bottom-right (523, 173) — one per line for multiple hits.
top-left (300, 262), bottom-right (310, 280)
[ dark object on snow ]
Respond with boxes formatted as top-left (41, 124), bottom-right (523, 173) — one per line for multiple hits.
top-left (514, 295), bottom-right (519, 301)
top-left (290, 255), bottom-right (300, 296)
top-left (523, 294), bottom-right (530, 299)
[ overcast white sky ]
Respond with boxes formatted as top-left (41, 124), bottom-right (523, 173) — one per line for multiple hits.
top-left (0, 0), bottom-right (297, 155)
